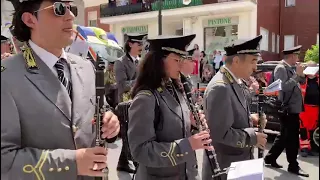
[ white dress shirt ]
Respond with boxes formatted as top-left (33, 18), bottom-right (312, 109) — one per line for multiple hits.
top-left (29, 40), bottom-right (71, 81)
top-left (129, 54), bottom-right (139, 63)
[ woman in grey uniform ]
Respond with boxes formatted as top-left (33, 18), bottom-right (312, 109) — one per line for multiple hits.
top-left (127, 35), bottom-right (213, 180)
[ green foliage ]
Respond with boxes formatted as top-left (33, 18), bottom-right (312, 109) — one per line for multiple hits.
top-left (304, 44), bottom-right (319, 63)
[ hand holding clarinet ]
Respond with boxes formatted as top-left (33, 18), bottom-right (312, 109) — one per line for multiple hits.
top-left (180, 74), bottom-right (226, 179)
top-left (83, 54), bottom-right (120, 180)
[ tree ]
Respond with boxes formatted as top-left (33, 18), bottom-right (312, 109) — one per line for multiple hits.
top-left (304, 44), bottom-right (319, 63)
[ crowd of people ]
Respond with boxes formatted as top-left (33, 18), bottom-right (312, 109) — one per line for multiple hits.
top-left (188, 44), bottom-right (226, 83)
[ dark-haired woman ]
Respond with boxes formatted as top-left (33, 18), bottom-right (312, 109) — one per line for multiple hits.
top-left (128, 35), bottom-right (213, 180)
top-left (115, 33), bottom-right (147, 173)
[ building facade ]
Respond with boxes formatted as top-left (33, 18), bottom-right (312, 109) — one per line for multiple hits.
top-left (97, 0), bottom-right (258, 57)
top-left (84, 0), bottom-right (319, 61)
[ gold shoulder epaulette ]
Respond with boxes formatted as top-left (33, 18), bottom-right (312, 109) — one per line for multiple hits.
top-left (137, 90), bottom-right (152, 96)
top-left (212, 80), bottom-right (228, 86)
top-left (1, 65), bottom-right (6, 72)
top-left (156, 87), bottom-right (163, 93)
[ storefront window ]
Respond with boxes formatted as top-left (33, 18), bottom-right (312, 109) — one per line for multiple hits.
top-left (204, 25), bottom-right (238, 57)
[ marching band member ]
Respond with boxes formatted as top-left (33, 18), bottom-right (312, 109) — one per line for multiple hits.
top-left (114, 33), bottom-right (147, 173)
top-left (181, 48), bottom-right (197, 87)
top-left (202, 35), bottom-right (268, 180)
top-left (181, 49), bottom-right (204, 105)
top-left (1, 0), bottom-right (119, 179)
top-left (127, 35), bottom-right (213, 180)
top-left (115, 33), bottom-right (147, 103)
top-left (264, 45), bottom-right (309, 177)
top-left (104, 59), bottom-right (118, 108)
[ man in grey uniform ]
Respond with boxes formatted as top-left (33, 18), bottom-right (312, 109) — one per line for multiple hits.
top-left (264, 45), bottom-right (309, 177)
top-left (202, 35), bottom-right (268, 180)
top-left (115, 33), bottom-right (147, 103)
top-left (1, 0), bottom-right (120, 179)
top-left (114, 33), bottom-right (147, 173)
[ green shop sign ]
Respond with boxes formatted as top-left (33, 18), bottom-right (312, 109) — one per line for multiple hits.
top-left (121, 26), bottom-right (148, 34)
top-left (205, 17), bottom-right (238, 27)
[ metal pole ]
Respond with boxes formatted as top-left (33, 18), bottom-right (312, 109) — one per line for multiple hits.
top-left (158, 0), bottom-right (163, 35)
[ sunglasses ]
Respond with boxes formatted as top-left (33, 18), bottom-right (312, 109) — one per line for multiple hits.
top-left (35, 2), bottom-right (78, 17)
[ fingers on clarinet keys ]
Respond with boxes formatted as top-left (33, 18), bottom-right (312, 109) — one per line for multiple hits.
top-left (76, 147), bottom-right (108, 177)
top-left (188, 131), bottom-right (214, 151)
top-left (255, 132), bottom-right (268, 149)
top-left (296, 63), bottom-right (305, 76)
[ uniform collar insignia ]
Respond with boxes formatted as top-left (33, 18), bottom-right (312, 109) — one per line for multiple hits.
top-left (22, 43), bottom-right (39, 74)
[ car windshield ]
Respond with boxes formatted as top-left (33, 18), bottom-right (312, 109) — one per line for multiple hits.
top-left (89, 43), bottom-right (125, 62)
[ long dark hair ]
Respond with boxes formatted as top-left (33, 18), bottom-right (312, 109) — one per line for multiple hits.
top-left (131, 51), bottom-right (168, 98)
top-left (124, 41), bottom-right (131, 53)
top-left (10, 0), bottom-right (43, 42)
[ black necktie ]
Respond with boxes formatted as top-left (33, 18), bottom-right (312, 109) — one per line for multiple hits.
top-left (55, 58), bottom-right (72, 96)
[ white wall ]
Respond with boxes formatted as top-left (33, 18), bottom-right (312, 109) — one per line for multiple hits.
top-left (83, 0), bottom-right (107, 7)
top-left (162, 21), bottom-right (183, 35)
top-left (74, 0), bottom-right (85, 26)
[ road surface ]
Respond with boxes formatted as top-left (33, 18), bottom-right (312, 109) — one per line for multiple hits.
top-left (106, 136), bottom-right (319, 180)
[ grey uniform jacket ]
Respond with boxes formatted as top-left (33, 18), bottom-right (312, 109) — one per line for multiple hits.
top-left (128, 88), bottom-right (200, 180)
top-left (1, 53), bottom-right (113, 180)
top-left (202, 70), bottom-right (257, 180)
top-left (273, 61), bottom-right (305, 114)
top-left (114, 54), bottom-right (137, 102)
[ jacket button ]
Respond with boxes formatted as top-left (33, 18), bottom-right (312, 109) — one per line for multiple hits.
top-left (65, 166), bottom-right (70, 171)
top-left (57, 168), bottom-right (62, 172)
top-left (49, 168), bottom-right (54, 172)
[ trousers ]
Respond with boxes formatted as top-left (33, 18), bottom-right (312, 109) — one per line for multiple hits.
top-left (265, 113), bottom-right (300, 169)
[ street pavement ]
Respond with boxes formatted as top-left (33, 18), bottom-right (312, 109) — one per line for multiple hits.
top-left (106, 136), bottom-right (319, 180)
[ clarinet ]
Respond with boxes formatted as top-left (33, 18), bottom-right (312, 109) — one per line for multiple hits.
top-left (180, 74), bottom-right (226, 179)
top-left (94, 54), bottom-right (109, 180)
top-left (257, 86), bottom-right (265, 158)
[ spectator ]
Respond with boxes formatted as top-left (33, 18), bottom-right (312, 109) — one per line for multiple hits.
top-left (108, 0), bottom-right (117, 7)
top-left (199, 51), bottom-right (208, 80)
top-left (299, 60), bottom-right (319, 157)
top-left (255, 71), bottom-right (268, 87)
top-left (213, 50), bottom-right (223, 73)
top-left (1, 53), bottom-right (12, 60)
top-left (193, 44), bottom-right (201, 59)
top-left (202, 64), bottom-right (214, 83)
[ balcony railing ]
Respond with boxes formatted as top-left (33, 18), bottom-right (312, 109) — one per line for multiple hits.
top-left (100, 0), bottom-right (245, 18)
top-left (100, 3), bottom-right (151, 17)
